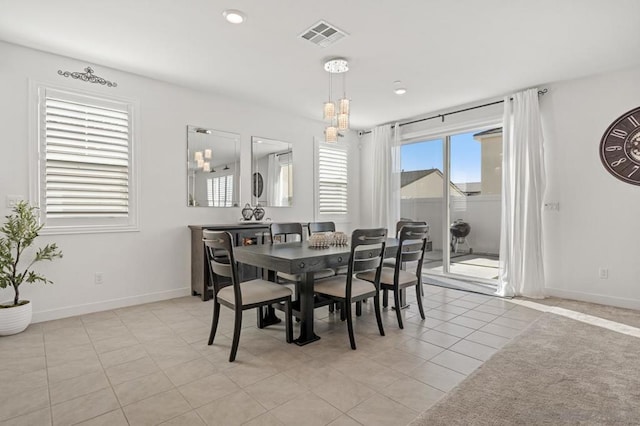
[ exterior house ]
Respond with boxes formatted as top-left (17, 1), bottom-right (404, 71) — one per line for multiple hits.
top-left (401, 169), bottom-right (466, 198)
top-left (473, 128), bottom-right (503, 195)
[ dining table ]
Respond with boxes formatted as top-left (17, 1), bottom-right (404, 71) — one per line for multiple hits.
top-left (233, 238), bottom-right (402, 346)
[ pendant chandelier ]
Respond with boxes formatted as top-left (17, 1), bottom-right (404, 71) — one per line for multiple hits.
top-left (323, 58), bottom-right (350, 143)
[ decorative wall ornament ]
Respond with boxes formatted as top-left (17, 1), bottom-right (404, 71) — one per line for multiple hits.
top-left (600, 106), bottom-right (640, 185)
top-left (57, 66), bottom-right (118, 87)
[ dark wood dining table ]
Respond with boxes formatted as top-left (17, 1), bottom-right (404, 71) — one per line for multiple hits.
top-left (233, 238), bottom-right (401, 345)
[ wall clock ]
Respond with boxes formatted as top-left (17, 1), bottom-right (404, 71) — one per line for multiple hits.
top-left (599, 106), bottom-right (640, 185)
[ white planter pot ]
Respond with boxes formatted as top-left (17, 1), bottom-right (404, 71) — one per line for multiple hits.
top-left (0, 301), bottom-right (33, 336)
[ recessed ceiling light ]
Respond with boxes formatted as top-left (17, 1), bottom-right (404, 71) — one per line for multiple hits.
top-left (223, 9), bottom-right (246, 24)
top-left (393, 80), bottom-right (407, 95)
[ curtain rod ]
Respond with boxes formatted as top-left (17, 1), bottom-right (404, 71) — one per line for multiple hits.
top-left (360, 89), bottom-right (548, 135)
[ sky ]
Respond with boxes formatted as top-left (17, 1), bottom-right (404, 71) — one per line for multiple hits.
top-left (401, 131), bottom-right (481, 183)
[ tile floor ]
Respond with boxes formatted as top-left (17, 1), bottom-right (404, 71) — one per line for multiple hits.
top-left (0, 285), bottom-right (543, 426)
top-left (423, 253), bottom-right (500, 280)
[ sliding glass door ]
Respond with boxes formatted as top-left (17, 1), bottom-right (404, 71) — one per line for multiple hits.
top-left (400, 126), bottom-right (502, 288)
top-left (448, 130), bottom-right (501, 283)
top-left (400, 138), bottom-right (445, 270)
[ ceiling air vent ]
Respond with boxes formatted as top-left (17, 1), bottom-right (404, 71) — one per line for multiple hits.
top-left (300, 20), bottom-right (348, 47)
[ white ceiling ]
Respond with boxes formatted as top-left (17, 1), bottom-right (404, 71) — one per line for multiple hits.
top-left (2, 0), bottom-right (640, 129)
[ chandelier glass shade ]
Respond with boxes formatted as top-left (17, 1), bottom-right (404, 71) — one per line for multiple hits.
top-left (323, 58), bottom-right (350, 143)
top-left (323, 101), bottom-right (335, 120)
top-left (338, 98), bottom-right (350, 115)
top-left (325, 126), bottom-right (338, 143)
top-left (193, 150), bottom-right (215, 173)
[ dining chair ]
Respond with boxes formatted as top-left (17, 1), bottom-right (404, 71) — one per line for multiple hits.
top-left (383, 220), bottom-right (427, 267)
top-left (203, 230), bottom-right (293, 362)
top-left (307, 221), bottom-right (335, 236)
top-left (382, 219), bottom-right (428, 306)
top-left (308, 220), bottom-right (349, 275)
top-left (357, 224), bottom-right (429, 329)
top-left (306, 221), bottom-right (349, 313)
top-left (313, 228), bottom-right (387, 349)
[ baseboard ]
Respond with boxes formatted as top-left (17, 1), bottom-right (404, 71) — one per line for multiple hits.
top-left (32, 287), bottom-right (192, 323)
top-left (545, 287), bottom-right (640, 311)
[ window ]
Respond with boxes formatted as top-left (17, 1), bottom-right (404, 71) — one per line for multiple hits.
top-left (35, 85), bottom-right (137, 233)
top-left (317, 143), bottom-right (348, 215)
top-left (207, 175), bottom-right (234, 207)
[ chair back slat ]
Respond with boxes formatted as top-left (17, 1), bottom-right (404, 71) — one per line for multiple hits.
top-left (307, 221), bottom-right (335, 236)
top-left (352, 256), bottom-right (382, 273)
top-left (270, 223), bottom-right (303, 243)
top-left (202, 230), bottom-right (242, 305)
top-left (346, 228), bottom-right (387, 298)
top-left (395, 220), bottom-right (427, 238)
top-left (399, 250), bottom-right (423, 263)
top-left (211, 262), bottom-right (232, 278)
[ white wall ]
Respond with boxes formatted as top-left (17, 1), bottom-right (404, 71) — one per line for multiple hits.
top-left (542, 65), bottom-right (640, 309)
top-left (0, 41), bottom-right (360, 321)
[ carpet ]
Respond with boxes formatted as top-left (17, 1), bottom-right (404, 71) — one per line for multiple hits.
top-left (523, 297), bottom-right (640, 329)
top-left (410, 313), bottom-right (640, 425)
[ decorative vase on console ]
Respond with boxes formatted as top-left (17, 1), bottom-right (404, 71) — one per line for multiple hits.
top-left (253, 204), bottom-right (265, 221)
top-left (241, 203), bottom-right (254, 221)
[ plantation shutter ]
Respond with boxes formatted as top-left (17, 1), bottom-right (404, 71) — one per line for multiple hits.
top-left (43, 90), bottom-right (130, 220)
top-left (318, 145), bottom-right (348, 214)
top-left (225, 175), bottom-right (233, 206)
top-left (208, 175), bottom-right (234, 207)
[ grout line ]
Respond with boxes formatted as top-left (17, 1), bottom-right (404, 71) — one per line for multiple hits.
top-left (505, 299), bottom-right (640, 339)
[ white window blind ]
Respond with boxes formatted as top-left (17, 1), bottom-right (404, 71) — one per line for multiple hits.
top-left (318, 145), bottom-right (348, 215)
top-left (208, 175), bottom-right (234, 207)
top-left (37, 86), bottom-right (136, 232)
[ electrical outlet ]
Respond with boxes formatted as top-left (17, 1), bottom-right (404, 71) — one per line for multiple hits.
top-left (94, 272), bottom-right (104, 285)
top-left (598, 268), bottom-right (608, 279)
top-left (6, 195), bottom-right (24, 208)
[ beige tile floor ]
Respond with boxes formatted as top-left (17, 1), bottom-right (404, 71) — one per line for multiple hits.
top-left (0, 285), bottom-right (543, 426)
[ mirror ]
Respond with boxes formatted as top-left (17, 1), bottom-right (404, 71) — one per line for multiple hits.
top-left (187, 126), bottom-right (240, 207)
top-left (251, 136), bottom-right (293, 207)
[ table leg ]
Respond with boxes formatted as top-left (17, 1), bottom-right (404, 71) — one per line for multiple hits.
top-left (294, 272), bottom-right (320, 346)
top-left (257, 306), bottom-right (282, 328)
top-left (257, 270), bottom-right (282, 328)
top-left (392, 288), bottom-right (410, 310)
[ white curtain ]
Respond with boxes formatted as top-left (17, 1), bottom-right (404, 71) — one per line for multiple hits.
top-left (497, 88), bottom-right (546, 298)
top-left (266, 153), bottom-right (279, 206)
top-left (371, 124), bottom-right (401, 235)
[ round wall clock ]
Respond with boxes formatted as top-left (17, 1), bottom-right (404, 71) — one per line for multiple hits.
top-left (600, 106), bottom-right (640, 185)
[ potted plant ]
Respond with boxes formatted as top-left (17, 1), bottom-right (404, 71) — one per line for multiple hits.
top-left (0, 201), bottom-right (62, 335)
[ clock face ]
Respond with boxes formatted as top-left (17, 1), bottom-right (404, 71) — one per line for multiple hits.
top-left (600, 106), bottom-right (640, 185)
